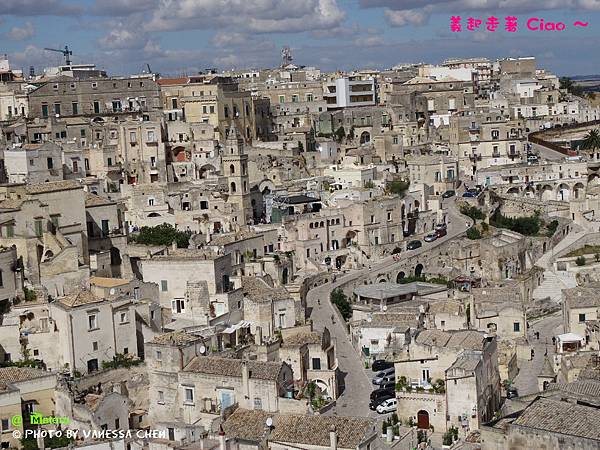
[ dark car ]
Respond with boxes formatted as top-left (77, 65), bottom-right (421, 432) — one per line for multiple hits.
top-left (370, 387), bottom-right (395, 401)
top-left (369, 394), bottom-right (395, 410)
top-left (380, 380), bottom-right (396, 391)
top-left (462, 191), bottom-right (478, 198)
top-left (506, 387), bottom-right (519, 399)
top-left (371, 359), bottom-right (394, 372)
top-left (442, 190), bottom-right (455, 198)
top-left (406, 240), bottom-right (422, 250)
top-left (435, 227), bottom-right (447, 238)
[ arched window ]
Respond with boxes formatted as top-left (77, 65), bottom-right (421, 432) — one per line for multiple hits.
top-left (230, 182), bottom-right (237, 193)
top-left (230, 164), bottom-right (235, 175)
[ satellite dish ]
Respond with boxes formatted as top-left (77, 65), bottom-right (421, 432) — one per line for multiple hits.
top-left (266, 417), bottom-right (273, 428)
top-left (199, 345), bottom-right (206, 354)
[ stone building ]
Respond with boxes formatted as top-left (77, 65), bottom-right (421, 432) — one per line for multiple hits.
top-left (0, 367), bottom-right (57, 449)
top-left (394, 329), bottom-right (501, 434)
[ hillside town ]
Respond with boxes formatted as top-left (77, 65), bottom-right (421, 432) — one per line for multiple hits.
top-left (1, 49), bottom-right (600, 450)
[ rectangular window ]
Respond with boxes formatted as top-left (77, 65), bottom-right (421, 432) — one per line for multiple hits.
top-left (579, 313), bottom-right (586, 323)
top-left (34, 219), bottom-right (43, 237)
top-left (5, 224), bottom-right (14, 238)
top-left (306, 93), bottom-right (313, 102)
top-left (92, 341), bottom-right (98, 351)
top-left (88, 314), bottom-right (98, 330)
top-left (93, 101), bottom-right (100, 114)
top-left (183, 387), bottom-right (194, 404)
top-left (72, 102), bottom-right (78, 115)
top-left (155, 350), bottom-right (162, 360)
top-left (41, 104), bottom-right (49, 118)
top-left (47, 157), bottom-right (54, 169)
top-left (120, 312), bottom-right (128, 323)
top-left (513, 322), bottom-right (520, 332)
top-left (161, 280), bottom-right (168, 291)
top-left (101, 219), bottom-right (109, 236)
top-left (129, 131), bottom-right (137, 143)
top-left (172, 299), bottom-right (185, 314)
top-left (291, 95), bottom-right (299, 103)
top-left (54, 103), bottom-right (61, 115)
top-left (312, 358), bottom-right (321, 370)
top-left (253, 397), bottom-right (262, 410)
top-left (209, 105), bottom-right (215, 114)
top-left (1, 418), bottom-right (9, 431)
top-left (158, 391), bottom-right (164, 404)
top-left (279, 95), bottom-right (285, 104)
top-left (171, 98), bottom-right (178, 109)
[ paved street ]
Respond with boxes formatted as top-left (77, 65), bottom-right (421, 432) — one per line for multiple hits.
top-left (307, 197), bottom-right (471, 416)
top-left (512, 312), bottom-right (563, 396)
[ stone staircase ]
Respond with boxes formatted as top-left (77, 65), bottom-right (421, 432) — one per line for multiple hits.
top-left (533, 227), bottom-right (589, 302)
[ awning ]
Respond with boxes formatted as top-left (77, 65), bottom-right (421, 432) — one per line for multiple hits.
top-left (557, 332), bottom-right (584, 343)
top-left (222, 320), bottom-right (251, 334)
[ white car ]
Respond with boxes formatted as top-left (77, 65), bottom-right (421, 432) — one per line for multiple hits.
top-left (376, 398), bottom-right (397, 414)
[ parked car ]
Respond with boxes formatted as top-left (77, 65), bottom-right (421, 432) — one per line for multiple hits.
top-left (435, 227), bottom-right (447, 238)
top-left (373, 374), bottom-right (396, 386)
top-left (374, 367), bottom-right (395, 379)
top-left (372, 359), bottom-right (393, 372)
top-left (424, 233), bottom-right (438, 242)
top-left (506, 387), bottom-right (519, 399)
top-left (370, 387), bottom-right (395, 401)
top-left (370, 394), bottom-right (395, 410)
top-left (434, 223), bottom-right (447, 231)
top-left (379, 380), bottom-right (396, 390)
top-left (406, 240), bottom-right (422, 250)
top-left (376, 398), bottom-right (398, 414)
top-left (462, 191), bottom-right (478, 198)
top-left (441, 190), bottom-right (455, 198)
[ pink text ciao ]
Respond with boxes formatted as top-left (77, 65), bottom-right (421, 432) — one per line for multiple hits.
top-left (527, 17), bottom-right (567, 31)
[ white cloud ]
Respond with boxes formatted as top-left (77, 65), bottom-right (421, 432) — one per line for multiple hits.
top-left (142, 0), bottom-right (345, 33)
top-left (385, 8), bottom-right (431, 26)
top-left (6, 22), bottom-right (34, 40)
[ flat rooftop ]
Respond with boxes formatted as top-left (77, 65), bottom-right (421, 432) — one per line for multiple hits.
top-left (354, 282), bottom-right (446, 300)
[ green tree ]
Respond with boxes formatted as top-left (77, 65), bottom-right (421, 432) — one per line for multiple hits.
top-left (387, 180), bottom-right (410, 196)
top-left (133, 223), bottom-right (190, 248)
top-left (334, 126), bottom-right (346, 143)
top-left (581, 129), bottom-right (600, 153)
top-left (559, 77), bottom-right (584, 97)
top-left (460, 205), bottom-right (485, 221)
top-left (576, 256), bottom-right (586, 266)
top-left (330, 288), bottom-right (352, 321)
top-left (466, 227), bottom-right (482, 240)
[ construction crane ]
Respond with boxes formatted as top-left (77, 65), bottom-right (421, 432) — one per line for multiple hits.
top-left (44, 45), bottom-right (73, 66)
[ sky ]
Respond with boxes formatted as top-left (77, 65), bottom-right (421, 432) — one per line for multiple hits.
top-left (0, 0), bottom-right (599, 77)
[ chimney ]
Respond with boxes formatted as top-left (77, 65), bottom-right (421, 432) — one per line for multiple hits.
top-left (242, 360), bottom-right (250, 401)
top-left (329, 425), bottom-right (337, 450)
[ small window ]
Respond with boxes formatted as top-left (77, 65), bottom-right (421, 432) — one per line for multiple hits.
top-left (312, 358), bottom-right (321, 370)
top-left (88, 314), bottom-right (98, 330)
top-left (253, 397), bottom-right (262, 410)
top-left (92, 341), bottom-right (98, 351)
top-left (158, 391), bottom-right (164, 404)
top-left (161, 280), bottom-right (168, 291)
top-left (183, 387), bottom-right (194, 404)
top-left (579, 313), bottom-right (586, 323)
top-left (513, 322), bottom-right (520, 332)
top-left (155, 350), bottom-right (162, 360)
top-left (0, 418), bottom-right (9, 431)
top-left (120, 312), bottom-right (128, 323)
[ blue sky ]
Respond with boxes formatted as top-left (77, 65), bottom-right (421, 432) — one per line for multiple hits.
top-left (1, 0), bottom-right (599, 76)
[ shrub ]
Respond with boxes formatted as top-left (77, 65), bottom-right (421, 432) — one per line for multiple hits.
top-left (460, 205), bottom-right (485, 221)
top-left (466, 227), bottom-right (482, 240)
top-left (330, 288), bottom-right (352, 321)
top-left (133, 223), bottom-right (190, 248)
top-left (387, 180), bottom-right (410, 196)
top-left (491, 212), bottom-right (540, 236)
top-left (576, 256), bottom-right (586, 266)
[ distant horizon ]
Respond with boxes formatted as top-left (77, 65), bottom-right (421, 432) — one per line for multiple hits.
top-left (1, 1), bottom-right (599, 77)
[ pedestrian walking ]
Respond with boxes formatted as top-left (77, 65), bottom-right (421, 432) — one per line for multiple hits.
top-left (531, 349), bottom-right (535, 359)
top-left (535, 331), bottom-right (540, 340)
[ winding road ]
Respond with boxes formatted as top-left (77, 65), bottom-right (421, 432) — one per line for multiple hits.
top-left (307, 197), bottom-right (471, 416)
